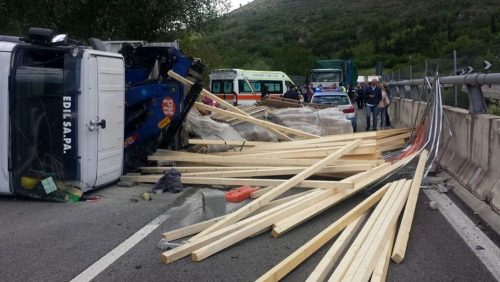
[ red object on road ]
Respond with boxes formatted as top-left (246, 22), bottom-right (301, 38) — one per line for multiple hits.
top-left (225, 185), bottom-right (260, 203)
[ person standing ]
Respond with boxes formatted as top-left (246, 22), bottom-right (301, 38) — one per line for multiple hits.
top-left (283, 85), bottom-right (300, 100)
top-left (306, 82), bottom-right (315, 102)
top-left (355, 82), bottom-right (365, 109)
top-left (378, 82), bottom-right (390, 129)
top-left (385, 85), bottom-right (392, 127)
top-left (363, 78), bottom-right (382, 131)
top-left (261, 85), bottom-right (269, 101)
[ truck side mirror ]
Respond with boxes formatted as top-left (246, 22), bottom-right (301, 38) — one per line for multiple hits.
top-left (51, 34), bottom-right (68, 46)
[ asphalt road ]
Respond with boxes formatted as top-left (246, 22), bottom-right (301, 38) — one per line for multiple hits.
top-left (0, 182), bottom-right (497, 282)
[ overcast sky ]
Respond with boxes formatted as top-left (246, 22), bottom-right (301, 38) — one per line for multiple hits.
top-left (229, 0), bottom-right (254, 11)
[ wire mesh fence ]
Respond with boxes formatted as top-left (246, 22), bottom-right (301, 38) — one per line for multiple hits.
top-left (382, 43), bottom-right (500, 112)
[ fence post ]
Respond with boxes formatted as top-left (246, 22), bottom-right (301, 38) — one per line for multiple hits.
top-left (454, 50), bottom-right (458, 107)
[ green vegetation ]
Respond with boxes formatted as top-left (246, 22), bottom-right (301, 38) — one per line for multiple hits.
top-left (2, 0), bottom-right (500, 81)
top-left (198, 0), bottom-right (500, 76)
top-left (0, 0), bottom-right (230, 41)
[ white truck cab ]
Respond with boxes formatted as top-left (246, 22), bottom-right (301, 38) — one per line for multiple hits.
top-left (0, 31), bottom-right (124, 196)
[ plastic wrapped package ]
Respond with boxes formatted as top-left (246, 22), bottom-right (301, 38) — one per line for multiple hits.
top-left (266, 106), bottom-right (353, 136)
top-left (185, 109), bottom-right (244, 152)
top-left (232, 122), bottom-right (279, 142)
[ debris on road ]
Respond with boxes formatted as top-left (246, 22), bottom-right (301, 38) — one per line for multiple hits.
top-left (142, 192), bottom-right (152, 201)
top-left (429, 201), bottom-right (439, 210)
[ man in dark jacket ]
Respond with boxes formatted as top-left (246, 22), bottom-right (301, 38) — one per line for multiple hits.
top-left (283, 85), bottom-right (300, 100)
top-left (363, 78), bottom-right (382, 131)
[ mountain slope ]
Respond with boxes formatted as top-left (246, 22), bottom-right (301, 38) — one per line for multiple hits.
top-left (203, 0), bottom-right (500, 75)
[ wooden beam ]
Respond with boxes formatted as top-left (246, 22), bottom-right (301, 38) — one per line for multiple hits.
top-left (161, 189), bottom-right (325, 264)
top-left (242, 132), bottom-right (377, 151)
top-left (162, 216), bottom-right (224, 241)
top-left (328, 180), bottom-right (403, 282)
top-left (181, 164), bottom-right (374, 178)
top-left (236, 140), bottom-right (377, 154)
top-left (188, 139), bottom-right (265, 146)
top-left (271, 192), bottom-right (346, 237)
top-left (391, 150), bottom-right (429, 263)
top-left (161, 191), bottom-right (311, 241)
top-left (148, 154), bottom-right (321, 167)
top-left (370, 225), bottom-right (396, 282)
top-left (305, 213), bottom-right (367, 282)
top-left (190, 190), bottom-right (332, 262)
top-left (342, 180), bottom-right (412, 282)
top-left (139, 166), bottom-right (278, 174)
top-left (148, 152), bottom-right (383, 167)
top-left (167, 70), bottom-right (293, 141)
top-left (221, 145), bottom-right (379, 158)
top-left (190, 140), bottom-right (362, 241)
top-left (195, 102), bottom-right (319, 139)
top-left (255, 184), bottom-right (390, 282)
top-left (251, 186), bottom-right (272, 198)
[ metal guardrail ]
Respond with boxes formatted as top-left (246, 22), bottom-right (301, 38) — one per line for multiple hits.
top-left (387, 72), bottom-right (500, 114)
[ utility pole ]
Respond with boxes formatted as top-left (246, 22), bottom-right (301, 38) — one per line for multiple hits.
top-left (454, 50), bottom-right (458, 107)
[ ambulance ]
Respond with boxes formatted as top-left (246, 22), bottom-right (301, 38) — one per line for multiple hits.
top-left (209, 69), bottom-right (295, 105)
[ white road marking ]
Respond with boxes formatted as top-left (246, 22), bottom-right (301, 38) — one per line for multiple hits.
top-left (70, 214), bottom-right (170, 282)
top-left (424, 189), bottom-right (500, 280)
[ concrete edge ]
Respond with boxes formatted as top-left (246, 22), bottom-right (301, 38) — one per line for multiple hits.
top-left (450, 178), bottom-right (500, 236)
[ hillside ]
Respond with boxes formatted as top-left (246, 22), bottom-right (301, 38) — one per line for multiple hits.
top-left (198, 0), bottom-right (500, 76)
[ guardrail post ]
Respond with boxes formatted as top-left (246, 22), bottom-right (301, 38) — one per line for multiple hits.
top-left (398, 85), bottom-right (406, 98)
top-left (410, 85), bottom-right (419, 100)
top-left (466, 84), bottom-right (487, 113)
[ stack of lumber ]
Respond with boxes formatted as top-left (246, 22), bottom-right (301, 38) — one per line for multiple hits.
top-left (121, 128), bottom-right (412, 187)
top-left (154, 150), bottom-right (428, 282)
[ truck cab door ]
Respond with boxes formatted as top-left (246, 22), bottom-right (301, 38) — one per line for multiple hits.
top-left (94, 55), bottom-right (124, 187)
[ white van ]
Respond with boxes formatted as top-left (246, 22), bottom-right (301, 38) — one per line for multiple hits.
top-left (209, 69), bottom-right (295, 105)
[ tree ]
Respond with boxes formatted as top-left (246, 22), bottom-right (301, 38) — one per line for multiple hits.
top-left (0, 0), bottom-right (230, 41)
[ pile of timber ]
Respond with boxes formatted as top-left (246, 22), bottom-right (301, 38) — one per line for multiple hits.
top-left (121, 128), bottom-right (412, 188)
top-left (259, 96), bottom-right (329, 109)
top-left (152, 146), bottom-right (427, 282)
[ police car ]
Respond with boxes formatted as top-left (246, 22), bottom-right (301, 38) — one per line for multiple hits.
top-left (310, 90), bottom-right (357, 131)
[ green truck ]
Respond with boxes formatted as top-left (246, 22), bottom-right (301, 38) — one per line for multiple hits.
top-left (307, 59), bottom-right (358, 92)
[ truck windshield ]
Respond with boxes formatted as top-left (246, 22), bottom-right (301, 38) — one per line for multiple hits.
top-left (310, 71), bottom-right (341, 82)
top-left (9, 47), bottom-right (74, 195)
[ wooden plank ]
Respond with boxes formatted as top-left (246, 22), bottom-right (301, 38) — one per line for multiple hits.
top-left (236, 140), bottom-right (377, 154)
top-left (191, 189), bottom-right (333, 262)
top-left (251, 186), bottom-right (272, 198)
top-left (271, 192), bottom-right (347, 237)
top-left (342, 180), bottom-right (412, 282)
top-left (181, 164), bottom-right (374, 178)
top-left (267, 159), bottom-right (412, 237)
top-left (190, 140), bottom-right (362, 241)
top-left (223, 145), bottom-right (379, 158)
top-left (120, 175), bottom-right (354, 189)
top-left (161, 217), bottom-right (224, 241)
top-left (370, 225), bottom-right (396, 282)
top-left (148, 152), bottom-right (381, 167)
top-left (161, 189), bottom-right (325, 264)
top-left (188, 139), bottom-right (264, 146)
top-left (161, 191), bottom-right (311, 241)
top-left (148, 154), bottom-right (320, 167)
top-left (139, 166), bottom-right (277, 174)
top-left (328, 180), bottom-right (403, 282)
top-left (195, 102), bottom-right (319, 139)
top-left (167, 70), bottom-right (292, 141)
top-left (305, 213), bottom-right (368, 282)
top-left (255, 184), bottom-right (390, 282)
top-left (391, 150), bottom-right (429, 263)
